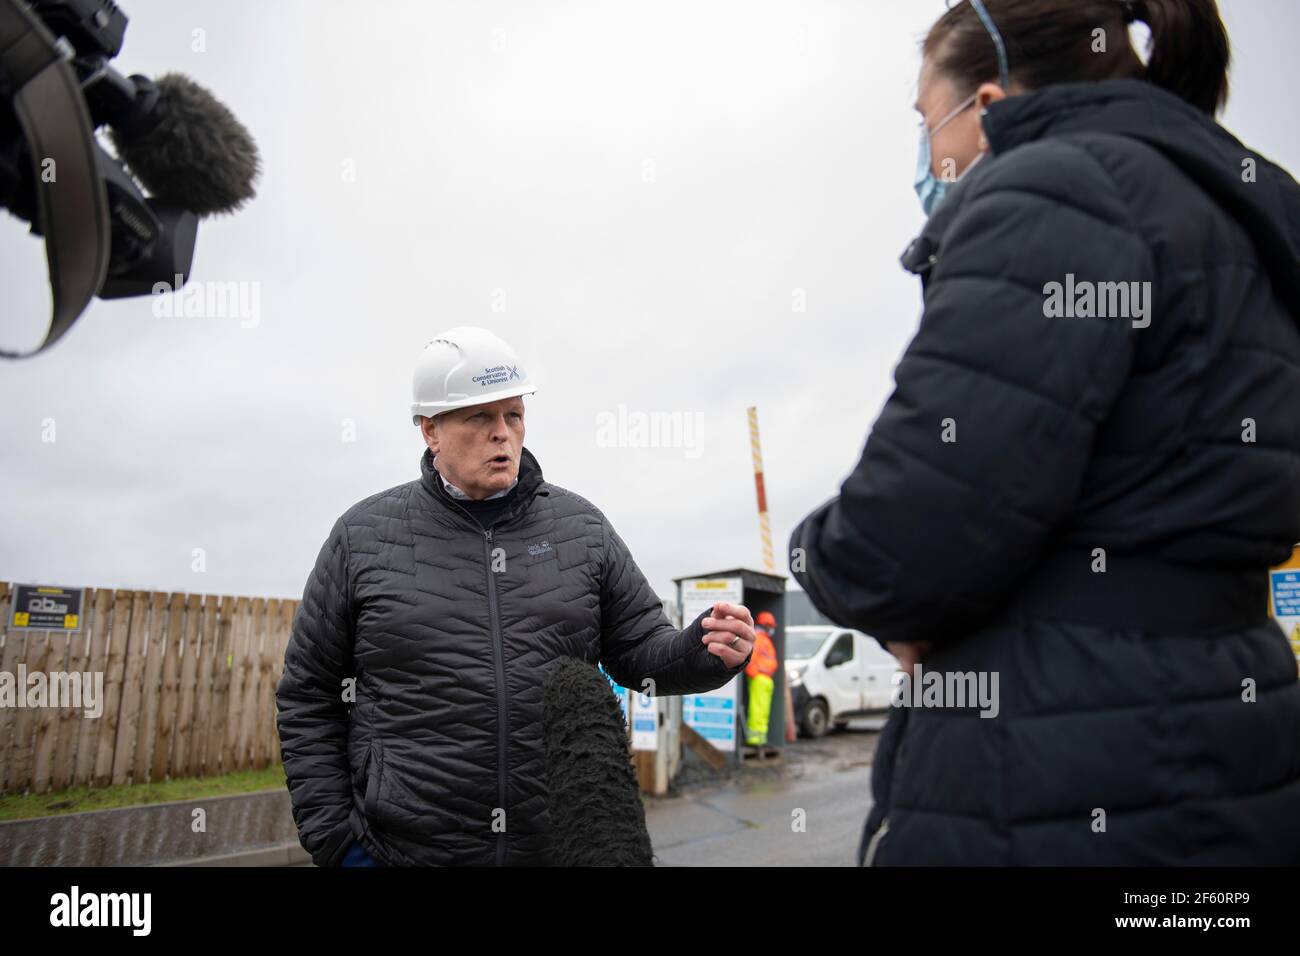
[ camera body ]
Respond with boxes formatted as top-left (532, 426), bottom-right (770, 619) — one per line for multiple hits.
top-left (0, 0), bottom-right (197, 301)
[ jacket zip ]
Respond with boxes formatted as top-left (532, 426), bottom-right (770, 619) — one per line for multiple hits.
top-left (482, 526), bottom-right (509, 866)
top-left (430, 473), bottom-right (528, 867)
top-left (862, 816), bottom-right (890, 867)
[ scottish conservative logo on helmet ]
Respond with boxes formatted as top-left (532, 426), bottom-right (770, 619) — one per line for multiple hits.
top-left (471, 365), bottom-right (523, 387)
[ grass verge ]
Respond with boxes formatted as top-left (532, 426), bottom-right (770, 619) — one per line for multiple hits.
top-left (0, 764), bottom-right (286, 822)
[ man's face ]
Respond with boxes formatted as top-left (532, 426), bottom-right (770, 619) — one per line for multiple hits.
top-left (420, 396), bottom-right (525, 500)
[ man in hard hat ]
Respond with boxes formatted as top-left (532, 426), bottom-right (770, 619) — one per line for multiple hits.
top-left (744, 611), bottom-right (779, 747)
top-left (276, 326), bottom-right (756, 866)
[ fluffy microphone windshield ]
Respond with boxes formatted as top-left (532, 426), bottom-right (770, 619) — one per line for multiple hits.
top-left (543, 658), bottom-right (655, 866)
top-left (109, 72), bottom-right (260, 217)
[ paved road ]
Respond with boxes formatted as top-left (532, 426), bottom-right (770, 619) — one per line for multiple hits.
top-left (646, 718), bottom-right (884, 866)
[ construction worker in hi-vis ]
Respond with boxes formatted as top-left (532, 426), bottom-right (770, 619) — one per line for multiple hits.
top-left (744, 611), bottom-right (779, 746)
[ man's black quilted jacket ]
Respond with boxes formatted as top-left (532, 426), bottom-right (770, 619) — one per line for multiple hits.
top-left (276, 446), bottom-right (749, 866)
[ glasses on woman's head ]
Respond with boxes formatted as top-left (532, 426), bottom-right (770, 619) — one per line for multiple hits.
top-left (941, 0), bottom-right (1011, 91)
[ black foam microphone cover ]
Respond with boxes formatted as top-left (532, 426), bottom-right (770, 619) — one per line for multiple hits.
top-left (543, 658), bottom-right (654, 866)
top-left (109, 72), bottom-right (259, 217)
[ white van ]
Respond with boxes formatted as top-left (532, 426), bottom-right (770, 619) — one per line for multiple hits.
top-left (785, 626), bottom-right (901, 738)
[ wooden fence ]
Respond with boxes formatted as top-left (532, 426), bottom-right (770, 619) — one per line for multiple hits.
top-left (0, 583), bottom-right (298, 796)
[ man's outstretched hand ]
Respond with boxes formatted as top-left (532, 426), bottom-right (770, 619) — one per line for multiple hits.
top-left (701, 601), bottom-right (755, 668)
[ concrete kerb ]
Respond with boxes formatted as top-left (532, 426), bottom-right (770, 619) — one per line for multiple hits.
top-left (0, 787), bottom-right (305, 866)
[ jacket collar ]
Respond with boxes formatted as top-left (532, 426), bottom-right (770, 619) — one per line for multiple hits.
top-left (900, 79), bottom-right (1173, 280)
top-left (981, 78), bottom-right (1300, 320)
top-left (431, 454), bottom-right (517, 500)
top-left (900, 162), bottom-right (976, 281)
top-left (979, 77), bottom-right (1200, 156)
top-left (900, 81), bottom-right (1158, 280)
top-left (419, 445), bottom-right (548, 527)
top-left (902, 78), bottom-right (1300, 321)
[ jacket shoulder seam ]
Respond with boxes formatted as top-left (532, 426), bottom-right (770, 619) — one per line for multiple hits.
top-left (971, 138), bottom-right (1150, 251)
top-left (1048, 136), bottom-right (1156, 267)
top-left (339, 481), bottom-right (416, 523)
top-left (541, 483), bottom-right (606, 519)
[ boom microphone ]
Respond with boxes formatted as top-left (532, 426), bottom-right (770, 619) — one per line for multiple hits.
top-left (108, 72), bottom-right (259, 218)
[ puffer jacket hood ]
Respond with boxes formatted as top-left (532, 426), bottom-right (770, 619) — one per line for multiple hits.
top-left (982, 79), bottom-right (1300, 320)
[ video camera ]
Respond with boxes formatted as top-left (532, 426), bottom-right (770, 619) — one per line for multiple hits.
top-left (0, 0), bottom-right (259, 357)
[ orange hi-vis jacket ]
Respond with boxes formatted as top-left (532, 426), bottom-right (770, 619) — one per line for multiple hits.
top-left (745, 629), bottom-right (778, 679)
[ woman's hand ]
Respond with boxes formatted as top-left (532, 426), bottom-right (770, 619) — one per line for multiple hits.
top-left (886, 640), bottom-right (932, 677)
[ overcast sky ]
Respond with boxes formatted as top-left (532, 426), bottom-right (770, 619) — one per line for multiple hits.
top-left (2, 0), bottom-right (1297, 606)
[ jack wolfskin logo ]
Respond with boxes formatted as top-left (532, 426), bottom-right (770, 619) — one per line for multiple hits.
top-left (527, 540), bottom-right (553, 557)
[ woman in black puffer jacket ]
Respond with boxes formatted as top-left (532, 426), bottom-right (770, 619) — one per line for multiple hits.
top-left (790, 0), bottom-right (1300, 865)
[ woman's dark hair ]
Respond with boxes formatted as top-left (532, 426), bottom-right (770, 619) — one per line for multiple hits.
top-left (923, 0), bottom-right (1231, 114)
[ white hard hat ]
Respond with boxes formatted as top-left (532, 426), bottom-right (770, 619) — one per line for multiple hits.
top-left (410, 326), bottom-right (536, 425)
